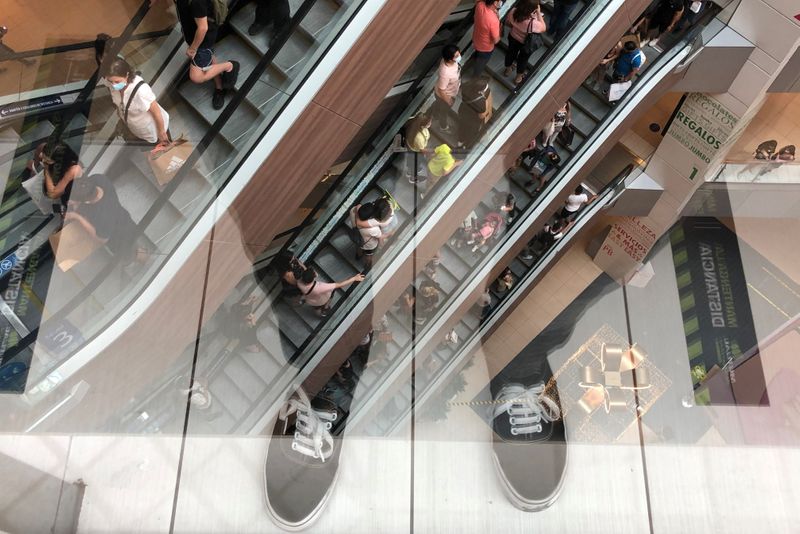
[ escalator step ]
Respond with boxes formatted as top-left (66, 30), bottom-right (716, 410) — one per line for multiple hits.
top-left (222, 354), bottom-right (270, 402)
top-left (176, 77), bottom-right (262, 146)
top-left (572, 84), bottom-right (610, 123)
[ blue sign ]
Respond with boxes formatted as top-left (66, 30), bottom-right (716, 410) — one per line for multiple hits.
top-left (0, 253), bottom-right (18, 278)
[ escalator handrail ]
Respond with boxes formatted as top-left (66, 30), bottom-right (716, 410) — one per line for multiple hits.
top-left (235, 0), bottom-right (625, 433)
top-left (280, 0), bottom-right (603, 360)
top-left (0, 0), bottom-right (321, 367)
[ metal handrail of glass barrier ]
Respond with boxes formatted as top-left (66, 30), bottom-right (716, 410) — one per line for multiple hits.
top-left (5, 0), bottom-right (372, 398)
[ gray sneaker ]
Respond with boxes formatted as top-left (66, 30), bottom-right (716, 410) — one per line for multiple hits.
top-left (264, 388), bottom-right (340, 530)
top-left (491, 382), bottom-right (566, 511)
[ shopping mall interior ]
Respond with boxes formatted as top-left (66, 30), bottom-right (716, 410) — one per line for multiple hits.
top-left (1, 0), bottom-right (800, 532)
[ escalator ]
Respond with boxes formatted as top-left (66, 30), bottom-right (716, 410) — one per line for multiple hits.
top-left (216, 3), bottom-right (720, 436)
top-left (0, 0), bottom-right (376, 399)
top-left (345, 28), bottom-right (713, 436)
top-left (153, 0), bottom-right (654, 434)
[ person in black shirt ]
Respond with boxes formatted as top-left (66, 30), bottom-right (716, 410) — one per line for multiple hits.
top-left (248, 0), bottom-right (291, 37)
top-left (66, 174), bottom-right (140, 261)
top-left (173, 0), bottom-right (240, 110)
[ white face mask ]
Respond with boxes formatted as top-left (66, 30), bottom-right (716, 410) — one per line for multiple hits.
top-left (454, 55), bottom-right (462, 64)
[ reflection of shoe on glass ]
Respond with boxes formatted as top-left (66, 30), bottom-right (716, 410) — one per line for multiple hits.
top-left (265, 388), bottom-right (341, 530)
top-left (491, 381), bottom-right (566, 511)
top-left (248, 21), bottom-right (267, 36)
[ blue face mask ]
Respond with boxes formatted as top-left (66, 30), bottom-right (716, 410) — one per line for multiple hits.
top-left (111, 81), bottom-right (126, 91)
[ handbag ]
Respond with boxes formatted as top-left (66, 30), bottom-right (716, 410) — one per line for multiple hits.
top-left (21, 170), bottom-right (57, 215)
top-left (522, 19), bottom-right (544, 55)
top-left (608, 80), bottom-right (632, 102)
top-left (115, 80), bottom-right (146, 142)
top-left (558, 123), bottom-right (575, 146)
top-left (148, 135), bottom-right (193, 186)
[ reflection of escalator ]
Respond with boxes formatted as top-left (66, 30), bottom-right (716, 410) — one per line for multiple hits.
top-left (0, 0), bottom-right (364, 397)
top-left (346, 26), bottom-right (709, 435)
top-left (173, 0), bottom-right (631, 433)
top-left (0, 102), bottom-right (113, 361)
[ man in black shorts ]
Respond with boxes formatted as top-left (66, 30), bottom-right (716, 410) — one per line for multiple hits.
top-left (174, 0), bottom-right (240, 110)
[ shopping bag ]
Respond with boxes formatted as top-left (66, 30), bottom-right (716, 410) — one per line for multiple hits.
top-left (49, 222), bottom-right (104, 271)
top-left (21, 170), bottom-right (58, 215)
top-left (149, 136), bottom-right (194, 186)
top-left (558, 123), bottom-right (575, 146)
top-left (608, 81), bottom-right (632, 102)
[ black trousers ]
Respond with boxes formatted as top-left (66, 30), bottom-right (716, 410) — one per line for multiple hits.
top-left (504, 36), bottom-right (532, 73)
top-left (254, 0), bottom-right (291, 27)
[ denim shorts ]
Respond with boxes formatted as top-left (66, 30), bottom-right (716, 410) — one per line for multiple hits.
top-left (192, 48), bottom-right (214, 71)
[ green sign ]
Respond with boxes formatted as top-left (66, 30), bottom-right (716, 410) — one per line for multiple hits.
top-left (668, 94), bottom-right (739, 176)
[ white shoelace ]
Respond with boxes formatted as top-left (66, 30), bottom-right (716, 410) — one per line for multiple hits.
top-left (279, 389), bottom-right (337, 462)
top-left (492, 383), bottom-right (560, 436)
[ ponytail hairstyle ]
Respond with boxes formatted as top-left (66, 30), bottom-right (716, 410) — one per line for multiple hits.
top-left (105, 58), bottom-right (135, 83)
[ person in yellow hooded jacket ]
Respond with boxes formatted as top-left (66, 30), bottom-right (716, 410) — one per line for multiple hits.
top-left (426, 144), bottom-right (463, 191)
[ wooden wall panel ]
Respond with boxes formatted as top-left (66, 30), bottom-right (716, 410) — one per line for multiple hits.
top-left (314, 0), bottom-right (461, 124)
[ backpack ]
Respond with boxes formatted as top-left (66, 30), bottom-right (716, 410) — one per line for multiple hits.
top-left (191, 0), bottom-right (228, 24)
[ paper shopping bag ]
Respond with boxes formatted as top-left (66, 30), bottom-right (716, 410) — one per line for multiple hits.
top-left (49, 222), bottom-right (104, 271)
top-left (149, 136), bottom-right (194, 186)
top-left (608, 81), bottom-right (632, 102)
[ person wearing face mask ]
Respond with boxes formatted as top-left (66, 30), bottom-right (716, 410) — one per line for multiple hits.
top-left (104, 58), bottom-right (170, 147)
top-left (457, 75), bottom-right (493, 148)
top-left (472, 0), bottom-right (503, 77)
top-left (431, 44), bottom-right (462, 134)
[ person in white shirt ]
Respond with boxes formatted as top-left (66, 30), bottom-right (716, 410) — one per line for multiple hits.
top-left (560, 184), bottom-right (596, 222)
top-left (352, 198), bottom-right (395, 268)
top-left (104, 58), bottom-right (170, 147)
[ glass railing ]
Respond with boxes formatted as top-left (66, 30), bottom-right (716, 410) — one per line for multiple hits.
top-left (223, 0), bottom-right (646, 432)
top-left (0, 0), bottom-right (373, 402)
top-left (0, 6), bottom-right (174, 100)
top-left (362, 164), bottom-right (641, 435)
top-left (712, 161), bottom-right (800, 183)
top-left (274, 11), bottom-right (724, 436)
